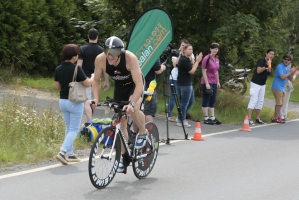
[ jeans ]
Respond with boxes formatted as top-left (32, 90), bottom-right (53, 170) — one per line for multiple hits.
top-left (177, 85), bottom-right (195, 122)
top-left (168, 79), bottom-right (178, 117)
top-left (59, 99), bottom-right (84, 155)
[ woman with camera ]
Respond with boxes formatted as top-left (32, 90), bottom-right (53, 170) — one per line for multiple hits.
top-left (201, 43), bottom-right (222, 125)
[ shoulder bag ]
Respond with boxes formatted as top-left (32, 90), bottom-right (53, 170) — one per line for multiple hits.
top-left (68, 65), bottom-right (88, 103)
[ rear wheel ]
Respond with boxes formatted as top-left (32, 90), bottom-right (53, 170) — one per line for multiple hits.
top-left (88, 126), bottom-right (121, 189)
top-left (132, 122), bottom-right (159, 179)
top-left (231, 79), bottom-right (247, 95)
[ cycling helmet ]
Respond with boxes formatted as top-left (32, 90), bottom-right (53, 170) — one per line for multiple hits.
top-left (104, 36), bottom-right (124, 56)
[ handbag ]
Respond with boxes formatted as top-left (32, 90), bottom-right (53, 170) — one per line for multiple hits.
top-left (68, 65), bottom-right (88, 103)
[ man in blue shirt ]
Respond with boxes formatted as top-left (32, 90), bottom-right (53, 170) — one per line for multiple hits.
top-left (271, 54), bottom-right (298, 123)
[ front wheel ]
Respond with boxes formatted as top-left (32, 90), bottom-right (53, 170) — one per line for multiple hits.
top-left (132, 122), bottom-right (159, 179)
top-left (88, 126), bottom-right (121, 189)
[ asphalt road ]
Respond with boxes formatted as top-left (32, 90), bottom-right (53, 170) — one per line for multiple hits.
top-left (1, 118), bottom-right (299, 200)
top-left (1, 85), bottom-right (299, 199)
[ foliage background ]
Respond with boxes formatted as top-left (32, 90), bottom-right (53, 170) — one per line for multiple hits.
top-left (1, 0), bottom-right (299, 85)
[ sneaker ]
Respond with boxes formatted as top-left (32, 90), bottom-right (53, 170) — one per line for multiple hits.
top-left (183, 121), bottom-right (191, 127)
top-left (117, 156), bottom-right (125, 173)
top-left (176, 122), bottom-right (182, 127)
top-left (135, 131), bottom-right (148, 149)
top-left (204, 119), bottom-right (214, 125)
top-left (212, 118), bottom-right (222, 125)
top-left (271, 117), bottom-right (285, 124)
top-left (56, 152), bottom-right (68, 165)
top-left (281, 117), bottom-right (287, 122)
top-left (67, 155), bottom-right (81, 162)
top-left (176, 121), bottom-right (191, 127)
top-left (165, 117), bottom-right (176, 122)
top-left (255, 119), bottom-right (266, 124)
top-left (248, 119), bottom-right (255, 126)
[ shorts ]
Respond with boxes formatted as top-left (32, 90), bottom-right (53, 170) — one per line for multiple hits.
top-left (144, 90), bottom-right (157, 117)
top-left (86, 86), bottom-right (94, 100)
top-left (114, 81), bottom-right (135, 101)
top-left (272, 89), bottom-right (285, 106)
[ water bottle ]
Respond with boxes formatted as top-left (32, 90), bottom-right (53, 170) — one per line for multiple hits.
top-left (267, 59), bottom-right (272, 72)
top-left (146, 80), bottom-right (157, 101)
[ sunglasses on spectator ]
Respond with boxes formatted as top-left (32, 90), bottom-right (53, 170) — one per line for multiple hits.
top-left (284, 59), bottom-right (291, 61)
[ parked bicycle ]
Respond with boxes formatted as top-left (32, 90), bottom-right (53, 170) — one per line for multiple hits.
top-left (88, 97), bottom-right (159, 189)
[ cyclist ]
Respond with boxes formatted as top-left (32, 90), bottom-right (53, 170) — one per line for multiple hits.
top-left (92, 36), bottom-right (148, 173)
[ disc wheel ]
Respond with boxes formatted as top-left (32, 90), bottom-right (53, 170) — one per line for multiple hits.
top-left (132, 122), bottom-right (159, 179)
top-left (88, 126), bottom-right (120, 189)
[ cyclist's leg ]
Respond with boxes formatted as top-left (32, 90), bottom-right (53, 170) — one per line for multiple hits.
top-left (120, 118), bottom-right (129, 154)
top-left (118, 117), bottom-right (132, 173)
top-left (130, 96), bottom-right (148, 149)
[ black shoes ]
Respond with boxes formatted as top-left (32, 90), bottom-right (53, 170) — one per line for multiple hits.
top-left (204, 118), bottom-right (222, 125)
top-left (255, 119), bottom-right (266, 124)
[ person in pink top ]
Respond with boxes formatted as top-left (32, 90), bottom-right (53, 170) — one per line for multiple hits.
top-left (201, 43), bottom-right (221, 125)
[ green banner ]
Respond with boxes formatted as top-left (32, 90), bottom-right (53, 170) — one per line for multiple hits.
top-left (126, 7), bottom-right (173, 76)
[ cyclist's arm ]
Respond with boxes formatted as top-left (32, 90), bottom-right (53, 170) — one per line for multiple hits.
top-left (93, 53), bottom-right (105, 103)
top-left (126, 51), bottom-right (143, 104)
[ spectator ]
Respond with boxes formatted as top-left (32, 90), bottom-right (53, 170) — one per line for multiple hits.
top-left (168, 39), bottom-right (194, 122)
top-left (280, 67), bottom-right (299, 121)
top-left (77, 28), bottom-right (108, 123)
top-left (176, 44), bottom-right (203, 127)
top-left (54, 44), bottom-right (94, 165)
top-left (144, 59), bottom-right (166, 122)
top-left (271, 54), bottom-right (298, 123)
top-left (247, 49), bottom-right (275, 125)
top-left (201, 43), bottom-right (222, 125)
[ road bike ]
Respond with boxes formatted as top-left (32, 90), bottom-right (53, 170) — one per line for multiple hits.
top-left (88, 97), bottom-right (159, 189)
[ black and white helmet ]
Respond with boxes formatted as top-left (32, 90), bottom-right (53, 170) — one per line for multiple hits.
top-left (104, 36), bottom-right (124, 56)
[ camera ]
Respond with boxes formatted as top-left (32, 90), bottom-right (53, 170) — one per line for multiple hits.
top-left (160, 43), bottom-right (179, 63)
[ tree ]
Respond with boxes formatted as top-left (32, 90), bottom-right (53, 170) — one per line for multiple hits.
top-left (0, 0), bottom-right (92, 75)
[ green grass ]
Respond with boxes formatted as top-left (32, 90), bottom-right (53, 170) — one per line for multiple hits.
top-left (0, 93), bottom-right (65, 166)
top-left (21, 77), bottom-right (55, 91)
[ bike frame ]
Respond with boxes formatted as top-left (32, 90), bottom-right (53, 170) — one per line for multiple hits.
top-left (100, 116), bottom-right (153, 163)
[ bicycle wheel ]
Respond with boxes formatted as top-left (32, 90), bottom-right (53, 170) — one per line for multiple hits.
top-left (233, 79), bottom-right (247, 95)
top-left (132, 122), bottom-right (159, 179)
top-left (88, 126), bottom-right (121, 189)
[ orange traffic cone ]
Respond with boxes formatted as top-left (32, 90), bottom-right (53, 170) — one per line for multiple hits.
top-left (240, 115), bottom-right (252, 132)
top-left (191, 121), bottom-right (204, 141)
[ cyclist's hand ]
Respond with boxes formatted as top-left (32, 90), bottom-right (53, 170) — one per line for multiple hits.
top-left (91, 99), bottom-right (97, 109)
top-left (123, 104), bottom-right (134, 114)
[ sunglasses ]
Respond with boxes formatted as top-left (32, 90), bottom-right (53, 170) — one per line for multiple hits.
top-left (284, 59), bottom-right (291, 61)
top-left (104, 48), bottom-right (121, 56)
